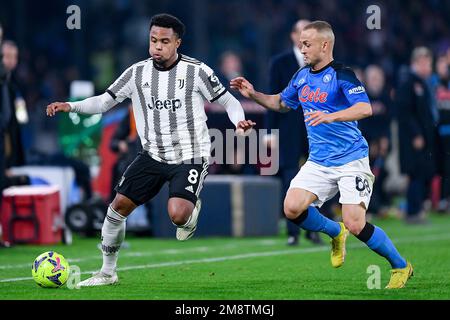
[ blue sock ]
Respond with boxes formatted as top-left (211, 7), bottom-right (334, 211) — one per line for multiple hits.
top-left (356, 223), bottom-right (407, 269)
top-left (289, 206), bottom-right (341, 238)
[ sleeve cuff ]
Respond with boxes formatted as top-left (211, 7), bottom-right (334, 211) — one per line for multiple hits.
top-left (67, 102), bottom-right (74, 112)
top-left (106, 89), bottom-right (117, 100)
top-left (279, 95), bottom-right (297, 110)
top-left (210, 89), bottom-right (227, 102)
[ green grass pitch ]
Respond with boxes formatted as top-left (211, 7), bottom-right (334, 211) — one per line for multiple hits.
top-left (1, 214), bottom-right (450, 300)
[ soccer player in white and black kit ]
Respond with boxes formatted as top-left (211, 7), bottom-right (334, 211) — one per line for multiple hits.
top-left (46, 14), bottom-right (255, 287)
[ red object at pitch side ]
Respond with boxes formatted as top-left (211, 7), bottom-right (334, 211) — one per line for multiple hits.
top-left (1, 186), bottom-right (63, 245)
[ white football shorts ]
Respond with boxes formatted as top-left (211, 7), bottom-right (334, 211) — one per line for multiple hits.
top-left (289, 157), bottom-right (375, 209)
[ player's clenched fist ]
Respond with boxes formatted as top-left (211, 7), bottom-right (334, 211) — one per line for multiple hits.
top-left (46, 102), bottom-right (71, 117)
top-left (236, 119), bottom-right (256, 136)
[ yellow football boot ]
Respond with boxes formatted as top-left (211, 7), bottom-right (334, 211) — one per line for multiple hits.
top-left (330, 222), bottom-right (349, 268)
top-left (385, 261), bottom-right (414, 289)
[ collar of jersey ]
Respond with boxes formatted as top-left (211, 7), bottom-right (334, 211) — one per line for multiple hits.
top-left (309, 60), bottom-right (334, 74)
top-left (153, 54), bottom-right (182, 71)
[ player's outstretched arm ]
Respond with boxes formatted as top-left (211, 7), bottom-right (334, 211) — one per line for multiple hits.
top-left (214, 90), bottom-right (256, 136)
top-left (45, 92), bottom-right (118, 117)
top-left (230, 77), bottom-right (290, 113)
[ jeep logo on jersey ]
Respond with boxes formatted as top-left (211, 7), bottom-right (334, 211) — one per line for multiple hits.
top-left (299, 85), bottom-right (328, 103)
top-left (148, 96), bottom-right (182, 112)
top-left (348, 86), bottom-right (366, 95)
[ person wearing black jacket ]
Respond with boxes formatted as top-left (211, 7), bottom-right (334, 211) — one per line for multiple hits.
top-left (396, 47), bottom-right (438, 224)
top-left (0, 23), bottom-right (9, 248)
top-left (0, 23), bottom-right (5, 195)
top-left (1, 40), bottom-right (26, 170)
top-left (430, 53), bottom-right (450, 211)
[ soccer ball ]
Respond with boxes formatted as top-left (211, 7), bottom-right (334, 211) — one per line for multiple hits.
top-left (31, 251), bottom-right (69, 288)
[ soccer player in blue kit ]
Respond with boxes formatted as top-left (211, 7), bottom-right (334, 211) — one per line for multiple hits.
top-left (231, 21), bottom-right (413, 289)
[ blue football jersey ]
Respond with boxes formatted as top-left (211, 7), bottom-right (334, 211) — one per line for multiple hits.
top-left (280, 61), bottom-right (370, 167)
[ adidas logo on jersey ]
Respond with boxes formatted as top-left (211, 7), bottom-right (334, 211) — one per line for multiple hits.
top-left (185, 185), bottom-right (194, 193)
top-left (142, 82), bottom-right (150, 88)
top-left (148, 96), bottom-right (182, 112)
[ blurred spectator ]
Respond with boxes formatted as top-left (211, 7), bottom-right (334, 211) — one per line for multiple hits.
top-left (429, 53), bottom-right (450, 211)
top-left (352, 66), bottom-right (365, 83)
top-left (1, 39), bottom-right (31, 192)
top-left (265, 19), bottom-right (322, 246)
top-left (1, 40), bottom-right (26, 170)
top-left (431, 54), bottom-right (450, 88)
top-left (359, 65), bottom-right (393, 217)
top-left (215, 51), bottom-right (256, 173)
top-left (217, 51), bottom-right (244, 96)
top-left (0, 22), bottom-right (6, 205)
top-left (396, 47), bottom-right (438, 224)
top-left (2, 40), bottom-right (19, 71)
top-left (0, 29), bottom-right (30, 251)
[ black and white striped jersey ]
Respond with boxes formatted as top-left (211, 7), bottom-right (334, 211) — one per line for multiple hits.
top-left (106, 54), bottom-right (226, 164)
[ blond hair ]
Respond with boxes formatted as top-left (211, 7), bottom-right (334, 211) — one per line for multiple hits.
top-left (303, 20), bottom-right (335, 44)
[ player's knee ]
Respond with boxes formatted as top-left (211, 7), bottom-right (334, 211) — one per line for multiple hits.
top-left (111, 194), bottom-right (136, 216)
top-left (168, 201), bottom-right (191, 226)
top-left (283, 198), bottom-right (309, 220)
top-left (343, 219), bottom-right (365, 235)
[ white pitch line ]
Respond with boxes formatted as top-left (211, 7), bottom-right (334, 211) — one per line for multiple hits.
top-left (1, 233), bottom-right (449, 283)
top-left (1, 224), bottom-right (448, 270)
top-left (0, 241), bottom-right (281, 270)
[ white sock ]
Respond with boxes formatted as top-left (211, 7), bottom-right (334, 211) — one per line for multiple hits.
top-left (100, 206), bottom-right (126, 276)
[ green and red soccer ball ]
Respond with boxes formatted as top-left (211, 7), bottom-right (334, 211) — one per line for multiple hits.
top-left (32, 251), bottom-right (70, 288)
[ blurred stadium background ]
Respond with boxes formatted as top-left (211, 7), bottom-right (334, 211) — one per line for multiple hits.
top-left (1, 0), bottom-right (450, 300)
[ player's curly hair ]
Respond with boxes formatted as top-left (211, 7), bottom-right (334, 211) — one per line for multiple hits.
top-left (150, 14), bottom-right (185, 39)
